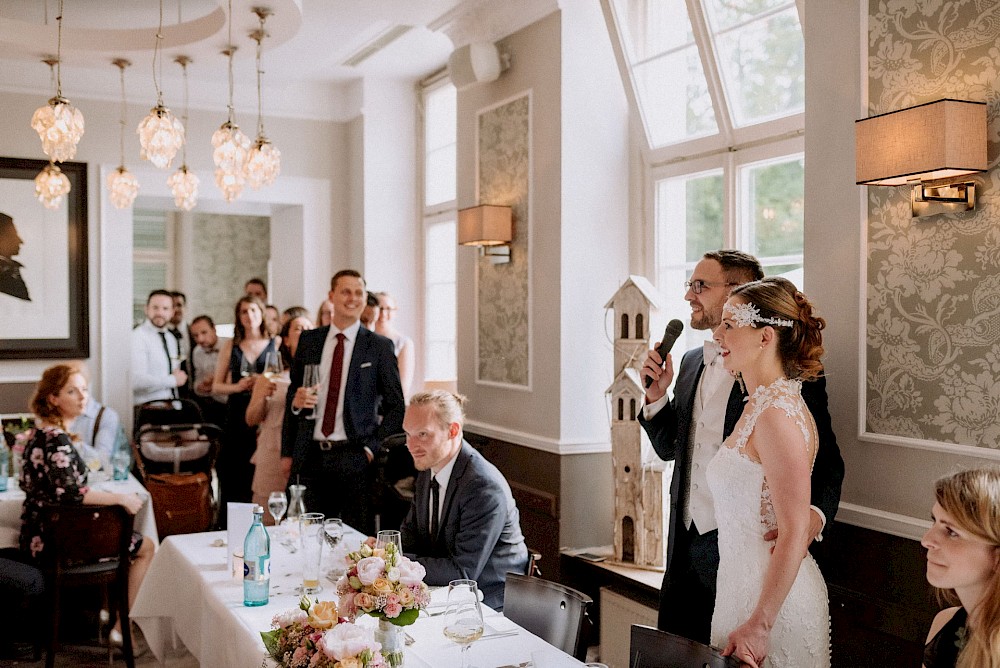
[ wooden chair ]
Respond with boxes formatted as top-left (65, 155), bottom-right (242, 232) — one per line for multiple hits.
top-left (42, 504), bottom-right (135, 668)
top-left (629, 624), bottom-right (740, 668)
top-left (503, 572), bottom-right (593, 661)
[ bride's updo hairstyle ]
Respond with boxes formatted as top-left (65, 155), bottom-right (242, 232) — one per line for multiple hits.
top-left (933, 468), bottom-right (1000, 668)
top-left (729, 277), bottom-right (825, 381)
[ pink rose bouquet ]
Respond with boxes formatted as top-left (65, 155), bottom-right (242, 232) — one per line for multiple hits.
top-left (336, 542), bottom-right (431, 627)
top-left (261, 595), bottom-right (386, 668)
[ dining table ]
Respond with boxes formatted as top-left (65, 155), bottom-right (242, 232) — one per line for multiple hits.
top-left (0, 473), bottom-right (159, 550)
top-left (131, 523), bottom-right (586, 667)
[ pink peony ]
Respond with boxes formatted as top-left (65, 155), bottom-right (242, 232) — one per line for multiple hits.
top-left (320, 622), bottom-right (380, 661)
top-left (395, 557), bottom-right (426, 586)
top-left (355, 556), bottom-right (385, 585)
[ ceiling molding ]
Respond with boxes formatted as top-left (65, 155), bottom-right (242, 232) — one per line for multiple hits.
top-left (429, 0), bottom-right (561, 48)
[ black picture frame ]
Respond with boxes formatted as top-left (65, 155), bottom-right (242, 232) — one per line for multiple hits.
top-left (0, 157), bottom-right (88, 359)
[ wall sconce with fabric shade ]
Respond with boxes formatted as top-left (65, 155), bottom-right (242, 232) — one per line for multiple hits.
top-left (856, 99), bottom-right (987, 218)
top-left (458, 204), bottom-right (512, 264)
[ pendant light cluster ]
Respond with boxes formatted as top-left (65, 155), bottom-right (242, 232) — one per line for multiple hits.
top-left (108, 59), bottom-right (140, 209)
top-left (26, 1), bottom-right (282, 211)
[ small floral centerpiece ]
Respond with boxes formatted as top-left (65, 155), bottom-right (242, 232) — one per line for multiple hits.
top-left (261, 595), bottom-right (385, 668)
top-left (336, 542), bottom-right (431, 666)
top-left (2, 416), bottom-right (33, 482)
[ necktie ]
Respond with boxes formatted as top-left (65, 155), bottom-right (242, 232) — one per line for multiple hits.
top-left (320, 333), bottom-right (346, 438)
top-left (429, 477), bottom-right (440, 538)
top-left (158, 331), bottom-right (178, 399)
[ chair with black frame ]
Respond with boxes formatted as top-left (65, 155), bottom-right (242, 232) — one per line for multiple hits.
top-left (372, 432), bottom-right (417, 531)
top-left (42, 504), bottom-right (136, 668)
top-left (503, 571), bottom-right (594, 661)
top-left (629, 624), bottom-right (740, 668)
top-left (0, 556), bottom-right (45, 660)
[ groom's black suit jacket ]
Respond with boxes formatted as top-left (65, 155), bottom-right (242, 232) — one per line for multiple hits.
top-left (638, 345), bottom-right (844, 577)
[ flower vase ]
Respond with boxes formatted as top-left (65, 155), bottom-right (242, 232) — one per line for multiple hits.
top-left (375, 618), bottom-right (405, 667)
top-left (11, 450), bottom-right (22, 486)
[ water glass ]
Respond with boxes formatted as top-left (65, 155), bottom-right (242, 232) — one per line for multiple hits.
top-left (375, 529), bottom-right (402, 555)
top-left (267, 491), bottom-right (287, 525)
top-left (443, 579), bottom-right (484, 668)
top-left (324, 517), bottom-right (344, 579)
top-left (299, 512), bottom-right (325, 595)
top-left (111, 449), bottom-right (130, 481)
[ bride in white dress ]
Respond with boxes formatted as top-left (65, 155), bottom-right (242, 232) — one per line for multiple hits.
top-left (706, 277), bottom-right (831, 668)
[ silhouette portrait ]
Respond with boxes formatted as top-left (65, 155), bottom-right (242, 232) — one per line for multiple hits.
top-left (0, 212), bottom-right (30, 301)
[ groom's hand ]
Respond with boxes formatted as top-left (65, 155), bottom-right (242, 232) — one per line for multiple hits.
top-left (763, 509), bottom-right (823, 555)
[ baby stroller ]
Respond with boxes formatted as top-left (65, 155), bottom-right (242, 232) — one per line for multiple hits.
top-left (132, 399), bottom-right (224, 538)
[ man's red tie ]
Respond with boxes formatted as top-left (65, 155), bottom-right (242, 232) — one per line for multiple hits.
top-left (321, 333), bottom-right (346, 437)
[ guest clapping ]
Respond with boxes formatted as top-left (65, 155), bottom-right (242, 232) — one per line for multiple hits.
top-left (922, 468), bottom-right (1000, 668)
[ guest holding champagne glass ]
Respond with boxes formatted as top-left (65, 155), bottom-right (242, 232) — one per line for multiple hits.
top-left (246, 315), bottom-right (314, 521)
top-left (213, 296), bottom-right (280, 519)
top-left (16, 363), bottom-right (154, 648)
top-left (922, 468), bottom-right (1000, 668)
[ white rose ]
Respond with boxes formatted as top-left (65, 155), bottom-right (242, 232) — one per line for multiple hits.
top-left (272, 608), bottom-right (307, 629)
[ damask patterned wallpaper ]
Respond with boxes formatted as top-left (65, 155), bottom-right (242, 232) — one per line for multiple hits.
top-left (191, 213), bottom-right (270, 325)
top-left (477, 94), bottom-right (530, 387)
top-left (866, 0), bottom-right (1000, 448)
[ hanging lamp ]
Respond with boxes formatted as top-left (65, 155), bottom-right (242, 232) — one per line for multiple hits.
top-left (168, 56), bottom-right (200, 210)
top-left (212, 0), bottom-right (250, 202)
top-left (108, 59), bottom-right (140, 209)
top-left (30, 1), bottom-right (85, 163)
top-left (244, 7), bottom-right (281, 189)
top-left (137, 0), bottom-right (185, 169)
top-left (35, 161), bottom-right (71, 210)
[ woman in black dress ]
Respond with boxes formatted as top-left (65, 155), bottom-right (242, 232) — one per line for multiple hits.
top-left (922, 468), bottom-right (1000, 667)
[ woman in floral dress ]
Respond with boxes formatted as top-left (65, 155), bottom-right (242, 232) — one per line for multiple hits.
top-left (20, 363), bottom-right (154, 644)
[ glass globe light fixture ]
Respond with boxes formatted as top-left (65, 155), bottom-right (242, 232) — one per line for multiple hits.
top-left (108, 167), bottom-right (139, 209)
top-left (35, 162), bottom-right (71, 210)
top-left (31, 94), bottom-right (85, 163)
top-left (168, 166), bottom-right (200, 211)
top-left (137, 105), bottom-right (184, 169)
top-left (245, 136), bottom-right (281, 189)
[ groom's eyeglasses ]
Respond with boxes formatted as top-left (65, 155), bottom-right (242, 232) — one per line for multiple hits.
top-left (684, 279), bottom-right (738, 294)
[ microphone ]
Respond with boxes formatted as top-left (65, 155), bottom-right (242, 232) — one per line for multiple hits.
top-left (645, 319), bottom-right (685, 388)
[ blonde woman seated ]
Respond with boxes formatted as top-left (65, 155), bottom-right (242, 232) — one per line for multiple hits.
top-left (922, 468), bottom-right (1000, 668)
top-left (20, 363), bottom-right (153, 647)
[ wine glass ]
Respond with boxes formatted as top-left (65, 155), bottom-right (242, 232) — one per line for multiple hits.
top-left (262, 351), bottom-right (282, 379)
top-left (375, 530), bottom-right (402, 558)
top-left (443, 579), bottom-right (484, 668)
top-left (267, 491), bottom-right (287, 526)
top-left (323, 517), bottom-right (344, 579)
top-left (239, 355), bottom-right (255, 379)
top-left (302, 364), bottom-right (320, 420)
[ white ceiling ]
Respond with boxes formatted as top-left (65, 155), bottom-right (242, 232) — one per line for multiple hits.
top-left (0, 0), bottom-right (470, 122)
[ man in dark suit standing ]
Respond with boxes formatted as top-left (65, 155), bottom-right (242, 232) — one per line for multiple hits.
top-left (639, 250), bottom-right (844, 644)
top-left (281, 269), bottom-right (404, 533)
top-left (399, 391), bottom-right (528, 610)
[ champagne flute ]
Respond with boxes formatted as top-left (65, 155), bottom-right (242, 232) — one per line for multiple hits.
top-left (262, 351), bottom-right (282, 401)
top-left (443, 579), bottom-right (484, 668)
top-left (268, 491), bottom-right (287, 526)
top-left (302, 364), bottom-right (320, 420)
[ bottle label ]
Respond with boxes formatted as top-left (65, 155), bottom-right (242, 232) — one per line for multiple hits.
top-left (244, 556), bottom-right (271, 581)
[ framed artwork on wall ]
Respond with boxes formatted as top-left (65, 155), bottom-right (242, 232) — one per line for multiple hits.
top-left (0, 157), bottom-right (89, 360)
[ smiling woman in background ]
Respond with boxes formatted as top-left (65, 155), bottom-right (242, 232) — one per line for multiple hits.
top-left (19, 363), bottom-right (153, 645)
top-left (922, 468), bottom-right (1000, 668)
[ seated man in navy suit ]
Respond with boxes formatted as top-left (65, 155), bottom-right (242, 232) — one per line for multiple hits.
top-left (399, 391), bottom-right (528, 610)
top-left (282, 269), bottom-right (405, 534)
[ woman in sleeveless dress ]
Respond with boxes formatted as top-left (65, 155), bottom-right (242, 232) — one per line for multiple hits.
top-left (706, 277), bottom-right (830, 667)
top-left (246, 314), bottom-right (314, 521)
top-left (921, 468), bottom-right (1000, 668)
top-left (213, 295), bottom-right (280, 515)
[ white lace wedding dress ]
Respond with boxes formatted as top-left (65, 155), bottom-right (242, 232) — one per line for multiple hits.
top-left (706, 378), bottom-right (831, 667)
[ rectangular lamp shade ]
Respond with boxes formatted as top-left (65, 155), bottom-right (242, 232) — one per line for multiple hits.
top-left (457, 204), bottom-right (512, 246)
top-left (856, 99), bottom-right (987, 186)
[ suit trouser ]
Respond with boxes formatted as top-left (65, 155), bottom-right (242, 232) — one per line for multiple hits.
top-left (296, 443), bottom-right (373, 535)
top-left (658, 524), bottom-right (720, 644)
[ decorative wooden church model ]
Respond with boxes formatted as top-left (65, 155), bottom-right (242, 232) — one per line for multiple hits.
top-left (604, 275), bottom-right (669, 570)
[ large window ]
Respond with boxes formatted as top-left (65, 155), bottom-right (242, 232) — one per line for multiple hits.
top-left (132, 208), bottom-right (173, 326)
top-left (606, 0), bottom-right (805, 350)
top-left (421, 80), bottom-right (458, 382)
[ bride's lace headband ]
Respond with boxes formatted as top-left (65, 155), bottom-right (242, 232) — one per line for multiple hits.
top-left (724, 301), bottom-right (795, 328)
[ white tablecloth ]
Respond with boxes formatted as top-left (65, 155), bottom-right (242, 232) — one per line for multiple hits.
top-left (0, 474), bottom-right (159, 550)
top-left (132, 527), bottom-right (585, 668)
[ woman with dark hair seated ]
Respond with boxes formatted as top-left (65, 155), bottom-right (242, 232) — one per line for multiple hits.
top-left (922, 468), bottom-right (1000, 668)
top-left (19, 363), bottom-right (154, 647)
